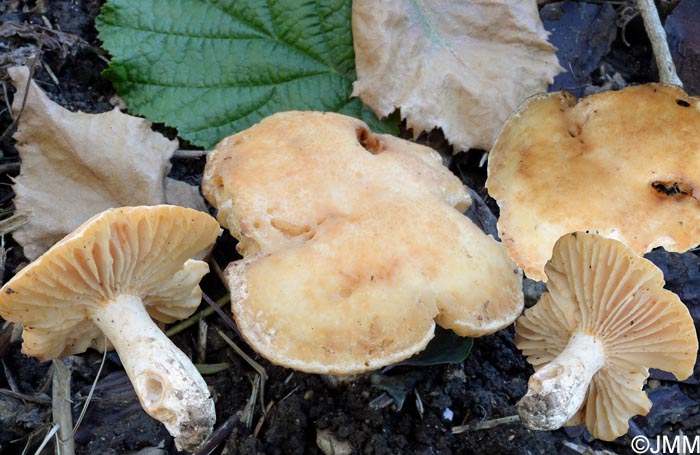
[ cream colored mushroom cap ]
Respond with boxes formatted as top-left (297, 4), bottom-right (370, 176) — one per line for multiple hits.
top-left (228, 197), bottom-right (523, 375)
top-left (202, 111), bottom-right (470, 257)
top-left (204, 111), bottom-right (523, 374)
top-left (487, 85), bottom-right (700, 281)
top-left (515, 232), bottom-right (698, 441)
top-left (0, 205), bottom-right (221, 360)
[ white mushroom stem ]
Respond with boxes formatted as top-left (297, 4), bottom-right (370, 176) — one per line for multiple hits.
top-left (91, 294), bottom-right (215, 453)
top-left (517, 333), bottom-right (605, 430)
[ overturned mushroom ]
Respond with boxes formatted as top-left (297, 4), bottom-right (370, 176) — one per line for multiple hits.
top-left (515, 232), bottom-right (698, 440)
top-left (203, 111), bottom-right (523, 374)
top-left (486, 85), bottom-right (700, 281)
top-left (0, 206), bottom-right (220, 452)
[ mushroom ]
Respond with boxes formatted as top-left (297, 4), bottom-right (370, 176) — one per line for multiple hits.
top-left (486, 84), bottom-right (700, 281)
top-left (515, 231), bottom-right (698, 441)
top-left (203, 111), bottom-right (524, 374)
top-left (0, 205), bottom-right (221, 452)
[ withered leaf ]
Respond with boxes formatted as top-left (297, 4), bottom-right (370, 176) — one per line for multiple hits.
top-left (351, 0), bottom-right (562, 151)
top-left (9, 66), bottom-right (204, 260)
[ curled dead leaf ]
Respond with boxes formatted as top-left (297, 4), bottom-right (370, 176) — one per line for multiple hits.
top-left (8, 66), bottom-right (206, 260)
top-left (351, 0), bottom-right (562, 151)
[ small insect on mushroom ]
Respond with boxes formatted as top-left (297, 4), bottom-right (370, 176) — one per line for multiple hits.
top-left (0, 205), bottom-right (221, 453)
top-left (515, 231), bottom-right (698, 441)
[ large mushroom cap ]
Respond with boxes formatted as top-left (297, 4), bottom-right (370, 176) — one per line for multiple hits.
top-left (516, 232), bottom-right (698, 440)
top-left (0, 205), bottom-right (220, 360)
top-left (204, 111), bottom-right (524, 374)
top-left (202, 111), bottom-right (470, 256)
top-left (487, 85), bottom-right (700, 281)
top-left (228, 197), bottom-right (522, 374)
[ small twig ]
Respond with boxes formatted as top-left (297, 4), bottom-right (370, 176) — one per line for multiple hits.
top-left (72, 336), bottom-right (107, 436)
top-left (2, 358), bottom-right (19, 392)
top-left (218, 330), bottom-right (267, 414)
top-left (173, 149), bottom-right (211, 159)
top-left (637, 0), bottom-right (682, 85)
top-left (1, 82), bottom-right (13, 120)
top-left (203, 293), bottom-right (240, 338)
top-left (414, 388), bottom-right (424, 420)
top-left (451, 415), bottom-right (520, 434)
top-left (51, 359), bottom-right (75, 455)
top-left (368, 392), bottom-right (394, 411)
top-left (210, 259), bottom-right (230, 292)
top-left (197, 318), bottom-right (208, 364)
top-left (0, 161), bottom-right (21, 174)
top-left (0, 211), bottom-right (30, 235)
top-left (32, 424), bottom-right (60, 455)
top-left (0, 33), bottom-right (43, 143)
top-left (252, 399), bottom-right (276, 438)
top-left (165, 294), bottom-right (229, 337)
top-left (0, 388), bottom-right (52, 404)
top-left (0, 236), bottom-right (6, 286)
top-left (241, 375), bottom-right (260, 428)
top-left (194, 413), bottom-right (241, 455)
top-left (41, 62), bottom-right (59, 87)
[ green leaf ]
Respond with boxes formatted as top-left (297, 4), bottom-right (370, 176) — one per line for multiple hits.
top-left (195, 362), bottom-right (233, 375)
top-left (96, 0), bottom-right (398, 148)
top-left (397, 327), bottom-right (473, 367)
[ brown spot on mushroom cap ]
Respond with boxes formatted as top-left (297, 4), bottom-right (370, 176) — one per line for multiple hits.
top-left (0, 205), bottom-right (220, 360)
top-left (487, 85), bottom-right (700, 281)
top-left (205, 111), bottom-right (524, 374)
top-left (515, 232), bottom-right (698, 441)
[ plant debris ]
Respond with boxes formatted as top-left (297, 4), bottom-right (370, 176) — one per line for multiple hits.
top-left (352, 0), bottom-right (562, 152)
top-left (8, 66), bottom-right (205, 260)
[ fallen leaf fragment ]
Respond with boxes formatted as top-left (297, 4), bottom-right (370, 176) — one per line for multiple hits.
top-left (8, 66), bottom-right (206, 260)
top-left (351, 0), bottom-right (562, 151)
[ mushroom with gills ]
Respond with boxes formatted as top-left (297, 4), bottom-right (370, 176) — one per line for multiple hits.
top-left (515, 232), bottom-right (698, 441)
top-left (0, 205), bottom-right (221, 452)
top-left (486, 84), bottom-right (700, 281)
top-left (203, 111), bottom-right (524, 375)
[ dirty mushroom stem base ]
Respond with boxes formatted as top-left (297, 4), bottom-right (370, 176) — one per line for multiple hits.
top-left (517, 333), bottom-right (605, 430)
top-left (91, 294), bottom-right (215, 452)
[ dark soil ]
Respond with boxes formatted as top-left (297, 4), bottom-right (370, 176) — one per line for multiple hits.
top-left (1, 1), bottom-right (699, 455)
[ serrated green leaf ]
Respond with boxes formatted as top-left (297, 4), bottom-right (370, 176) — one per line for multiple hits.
top-left (96, 0), bottom-right (398, 148)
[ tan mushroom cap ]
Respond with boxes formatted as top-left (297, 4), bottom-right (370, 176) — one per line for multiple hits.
top-left (202, 111), bottom-right (470, 256)
top-left (487, 85), bottom-right (700, 281)
top-left (0, 205), bottom-right (220, 360)
top-left (204, 111), bottom-right (524, 374)
top-left (516, 232), bottom-right (698, 441)
top-left (228, 197), bottom-right (523, 374)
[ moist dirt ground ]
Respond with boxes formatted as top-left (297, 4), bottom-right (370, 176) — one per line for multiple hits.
top-left (0, 1), bottom-right (699, 454)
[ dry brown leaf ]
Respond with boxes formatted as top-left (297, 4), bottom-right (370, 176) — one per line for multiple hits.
top-left (8, 66), bottom-right (205, 260)
top-left (351, 0), bottom-right (562, 152)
